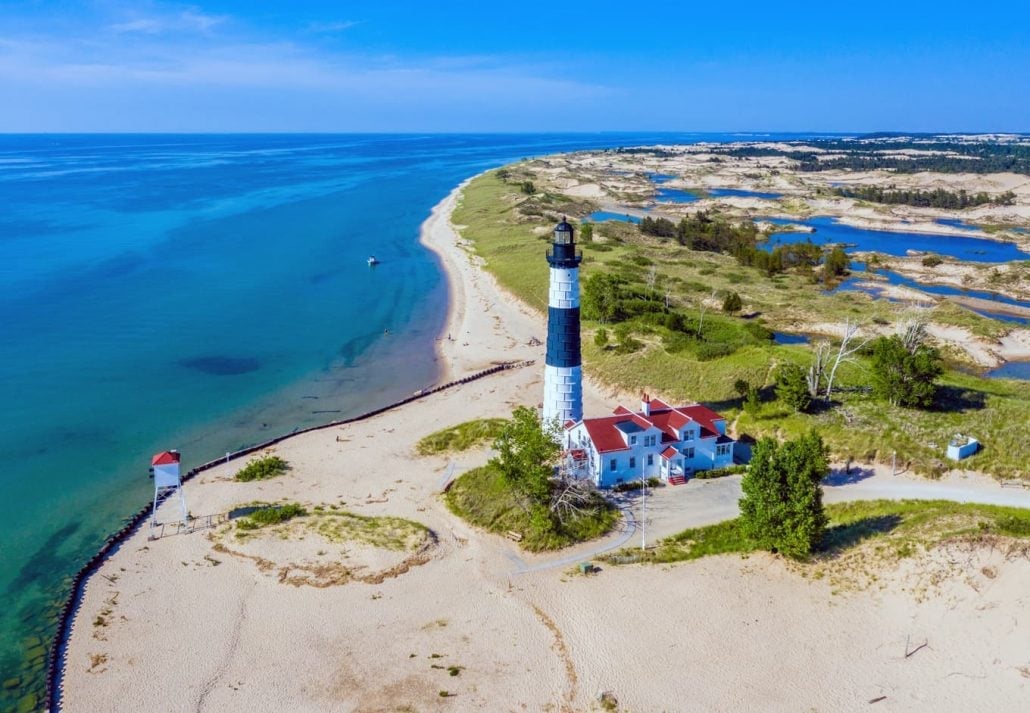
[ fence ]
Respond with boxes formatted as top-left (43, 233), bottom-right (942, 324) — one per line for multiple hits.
top-left (45, 359), bottom-right (532, 711)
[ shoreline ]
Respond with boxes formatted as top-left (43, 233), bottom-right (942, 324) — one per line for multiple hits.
top-left (56, 176), bottom-right (1030, 713)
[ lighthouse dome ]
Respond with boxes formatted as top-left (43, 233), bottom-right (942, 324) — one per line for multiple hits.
top-left (554, 217), bottom-right (575, 244)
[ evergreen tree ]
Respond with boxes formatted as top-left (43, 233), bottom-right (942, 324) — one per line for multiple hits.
top-left (776, 363), bottom-right (811, 413)
top-left (870, 335), bottom-right (943, 408)
top-left (739, 431), bottom-right (828, 559)
top-left (722, 291), bottom-right (743, 313)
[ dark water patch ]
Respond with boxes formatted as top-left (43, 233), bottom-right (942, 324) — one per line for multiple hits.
top-left (309, 267), bottom-right (343, 284)
top-left (986, 361), bottom-right (1030, 381)
top-left (179, 356), bottom-right (261, 376)
top-left (588, 211), bottom-right (641, 224)
top-left (709, 187), bottom-right (783, 200)
top-left (5, 522), bottom-right (84, 597)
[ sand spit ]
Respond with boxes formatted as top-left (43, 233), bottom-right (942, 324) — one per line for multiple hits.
top-left (62, 181), bottom-right (1030, 713)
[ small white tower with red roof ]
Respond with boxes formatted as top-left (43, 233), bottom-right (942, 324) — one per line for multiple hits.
top-left (149, 450), bottom-right (188, 536)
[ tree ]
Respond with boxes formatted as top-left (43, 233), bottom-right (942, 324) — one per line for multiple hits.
top-left (739, 431), bottom-right (828, 559)
top-left (776, 363), bottom-right (811, 413)
top-left (491, 406), bottom-right (558, 505)
top-left (581, 273), bottom-right (625, 323)
top-left (594, 327), bottom-right (609, 349)
top-left (579, 222), bottom-right (594, 243)
top-left (722, 291), bottom-right (743, 313)
top-left (823, 247), bottom-right (849, 283)
top-left (870, 335), bottom-right (943, 408)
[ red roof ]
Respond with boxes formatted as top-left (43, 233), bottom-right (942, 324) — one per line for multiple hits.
top-left (575, 400), bottom-right (729, 454)
top-left (660, 446), bottom-right (679, 460)
top-left (152, 451), bottom-right (180, 466)
top-left (678, 405), bottom-right (725, 436)
top-left (582, 415), bottom-right (635, 453)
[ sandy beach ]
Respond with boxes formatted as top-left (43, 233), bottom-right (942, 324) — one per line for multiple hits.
top-left (60, 182), bottom-right (1030, 713)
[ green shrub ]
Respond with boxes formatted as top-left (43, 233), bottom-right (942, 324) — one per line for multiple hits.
top-left (234, 455), bottom-right (290, 482)
top-left (693, 465), bottom-right (746, 479)
top-left (921, 255), bottom-right (944, 267)
top-left (237, 503), bottom-right (307, 530)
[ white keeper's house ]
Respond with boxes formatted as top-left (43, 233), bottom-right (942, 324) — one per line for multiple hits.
top-left (563, 394), bottom-right (738, 488)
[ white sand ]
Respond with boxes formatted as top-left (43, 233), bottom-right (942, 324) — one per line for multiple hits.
top-left (62, 182), bottom-right (1030, 713)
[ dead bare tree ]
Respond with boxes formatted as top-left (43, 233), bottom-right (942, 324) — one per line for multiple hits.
top-left (825, 318), bottom-right (874, 401)
top-left (549, 473), bottom-right (600, 525)
top-left (899, 313), bottom-right (930, 354)
top-left (807, 341), bottom-right (830, 398)
top-left (645, 265), bottom-right (658, 301)
top-left (697, 289), bottom-right (717, 338)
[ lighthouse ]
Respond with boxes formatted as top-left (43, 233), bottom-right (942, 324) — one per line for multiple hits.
top-left (543, 217), bottom-right (583, 429)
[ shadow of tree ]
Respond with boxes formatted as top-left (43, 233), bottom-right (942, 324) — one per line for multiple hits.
top-left (930, 385), bottom-right (987, 413)
top-left (823, 466), bottom-right (876, 486)
top-left (820, 514), bottom-right (903, 556)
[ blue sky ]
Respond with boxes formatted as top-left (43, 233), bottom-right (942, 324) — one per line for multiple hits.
top-left (1, 0), bottom-right (1027, 132)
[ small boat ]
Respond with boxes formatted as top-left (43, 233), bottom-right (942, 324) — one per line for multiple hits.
top-left (367, 255), bottom-right (380, 266)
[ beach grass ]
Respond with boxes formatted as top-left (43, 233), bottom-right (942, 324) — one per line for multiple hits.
top-left (416, 418), bottom-right (509, 455)
top-left (605, 500), bottom-right (1030, 566)
top-left (454, 169), bottom-right (1030, 479)
top-left (444, 464), bottom-right (620, 551)
top-left (234, 455), bottom-right (290, 482)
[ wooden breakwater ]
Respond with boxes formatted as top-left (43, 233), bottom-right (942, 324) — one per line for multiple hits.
top-left (44, 360), bottom-right (532, 712)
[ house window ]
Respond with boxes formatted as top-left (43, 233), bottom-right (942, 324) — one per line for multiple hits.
top-left (717, 444), bottom-right (732, 456)
top-left (630, 435), bottom-right (637, 445)
top-left (609, 459), bottom-right (617, 471)
top-left (683, 447), bottom-right (695, 459)
top-left (647, 454), bottom-right (654, 466)
top-left (682, 429), bottom-right (694, 441)
top-left (629, 457), bottom-right (636, 469)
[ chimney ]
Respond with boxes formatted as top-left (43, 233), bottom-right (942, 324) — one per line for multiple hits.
top-left (641, 392), bottom-right (650, 416)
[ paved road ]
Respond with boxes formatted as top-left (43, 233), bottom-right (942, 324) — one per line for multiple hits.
top-left (509, 466), bottom-right (1030, 574)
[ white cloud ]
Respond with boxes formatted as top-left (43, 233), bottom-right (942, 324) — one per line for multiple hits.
top-left (307, 20), bottom-right (362, 33)
top-left (108, 7), bottom-right (227, 35)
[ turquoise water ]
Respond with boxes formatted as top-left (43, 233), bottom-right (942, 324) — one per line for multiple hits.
top-left (4, 132), bottom-right (822, 706)
top-left (588, 210), bottom-right (642, 224)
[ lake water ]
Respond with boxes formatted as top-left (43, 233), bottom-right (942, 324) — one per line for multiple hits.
top-left (587, 210), bottom-right (642, 224)
top-left (5, 131), bottom-right (831, 707)
top-left (708, 187), bottom-right (783, 200)
top-left (986, 361), bottom-right (1030, 381)
top-left (764, 216), bottom-right (1030, 263)
top-left (773, 332), bottom-right (811, 345)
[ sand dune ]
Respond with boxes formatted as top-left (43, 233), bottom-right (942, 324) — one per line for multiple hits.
top-left (61, 181), bottom-right (1030, 713)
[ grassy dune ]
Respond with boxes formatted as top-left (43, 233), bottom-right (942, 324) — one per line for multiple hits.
top-left (452, 168), bottom-right (1030, 478)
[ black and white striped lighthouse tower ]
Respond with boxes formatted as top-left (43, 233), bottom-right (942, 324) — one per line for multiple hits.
top-left (543, 217), bottom-right (583, 428)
